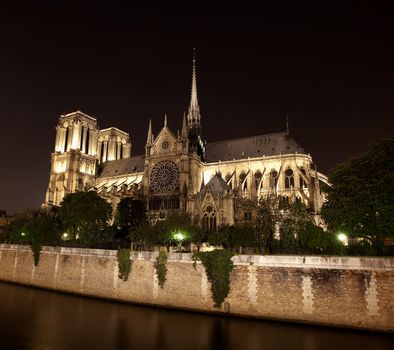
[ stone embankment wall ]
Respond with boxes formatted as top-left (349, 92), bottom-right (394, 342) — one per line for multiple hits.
top-left (0, 244), bottom-right (393, 331)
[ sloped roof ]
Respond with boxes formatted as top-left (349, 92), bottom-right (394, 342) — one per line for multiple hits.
top-left (198, 174), bottom-right (233, 197)
top-left (98, 155), bottom-right (145, 178)
top-left (205, 132), bottom-right (305, 163)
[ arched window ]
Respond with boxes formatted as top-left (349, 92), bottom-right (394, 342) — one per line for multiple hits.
top-left (80, 126), bottom-right (84, 150)
top-left (285, 169), bottom-right (294, 189)
top-left (269, 169), bottom-right (278, 191)
top-left (239, 172), bottom-right (247, 192)
top-left (202, 205), bottom-right (217, 233)
top-left (254, 170), bottom-right (262, 191)
top-left (64, 126), bottom-right (71, 152)
top-left (85, 128), bottom-right (90, 154)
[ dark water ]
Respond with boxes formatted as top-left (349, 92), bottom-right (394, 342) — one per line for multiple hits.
top-left (0, 282), bottom-right (393, 350)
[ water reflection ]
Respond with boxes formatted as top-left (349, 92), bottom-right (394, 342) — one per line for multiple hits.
top-left (0, 282), bottom-right (393, 350)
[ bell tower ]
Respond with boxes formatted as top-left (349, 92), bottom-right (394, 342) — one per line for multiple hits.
top-left (44, 111), bottom-right (99, 207)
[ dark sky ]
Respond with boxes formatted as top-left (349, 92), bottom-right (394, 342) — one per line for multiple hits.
top-left (0, 2), bottom-right (393, 214)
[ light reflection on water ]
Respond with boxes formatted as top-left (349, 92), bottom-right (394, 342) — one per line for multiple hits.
top-left (0, 281), bottom-right (393, 350)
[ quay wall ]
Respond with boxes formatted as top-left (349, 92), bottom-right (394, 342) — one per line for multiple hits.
top-left (0, 244), bottom-right (393, 331)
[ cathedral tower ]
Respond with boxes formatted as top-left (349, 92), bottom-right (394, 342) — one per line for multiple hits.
top-left (45, 111), bottom-right (100, 206)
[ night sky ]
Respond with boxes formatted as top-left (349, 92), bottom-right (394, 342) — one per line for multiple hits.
top-left (0, 2), bottom-right (393, 214)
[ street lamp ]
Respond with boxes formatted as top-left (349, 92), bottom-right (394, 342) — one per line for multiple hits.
top-left (338, 233), bottom-right (347, 256)
top-left (173, 231), bottom-right (186, 252)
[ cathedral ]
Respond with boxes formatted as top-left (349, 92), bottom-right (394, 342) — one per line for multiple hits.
top-left (44, 54), bottom-right (329, 229)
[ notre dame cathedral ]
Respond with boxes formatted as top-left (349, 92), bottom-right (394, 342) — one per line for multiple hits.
top-left (44, 54), bottom-right (328, 230)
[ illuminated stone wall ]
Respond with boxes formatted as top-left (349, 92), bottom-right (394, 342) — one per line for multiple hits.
top-left (1, 244), bottom-right (393, 331)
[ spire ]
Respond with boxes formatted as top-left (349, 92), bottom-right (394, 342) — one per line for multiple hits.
top-left (146, 119), bottom-right (153, 146)
top-left (187, 48), bottom-right (201, 130)
top-left (164, 114), bottom-right (168, 127)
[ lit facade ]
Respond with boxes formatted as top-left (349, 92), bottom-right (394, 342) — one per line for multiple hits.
top-left (44, 56), bottom-right (329, 227)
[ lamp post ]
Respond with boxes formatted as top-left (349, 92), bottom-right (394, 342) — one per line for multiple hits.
top-left (338, 233), bottom-right (347, 256)
top-left (173, 232), bottom-right (186, 252)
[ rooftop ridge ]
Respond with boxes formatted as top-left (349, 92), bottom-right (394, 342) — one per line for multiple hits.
top-left (206, 131), bottom-right (289, 145)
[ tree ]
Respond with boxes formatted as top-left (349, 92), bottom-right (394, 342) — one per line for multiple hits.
top-left (58, 191), bottom-right (113, 244)
top-left (279, 200), bottom-right (311, 252)
top-left (255, 195), bottom-right (281, 254)
top-left (322, 136), bottom-right (394, 253)
top-left (114, 198), bottom-right (146, 239)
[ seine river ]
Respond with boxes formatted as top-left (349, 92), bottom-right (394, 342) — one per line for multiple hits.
top-left (0, 282), bottom-right (393, 350)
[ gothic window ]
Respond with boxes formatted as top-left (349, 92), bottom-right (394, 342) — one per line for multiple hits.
top-left (100, 142), bottom-right (104, 162)
top-left (240, 172), bottom-right (247, 192)
top-left (202, 205), bottom-right (217, 233)
top-left (150, 160), bottom-right (180, 193)
top-left (80, 126), bottom-right (84, 150)
top-left (85, 128), bottom-right (90, 154)
top-left (269, 169), bottom-right (278, 190)
top-left (64, 126), bottom-right (71, 152)
top-left (254, 170), bottom-right (262, 190)
top-left (284, 169), bottom-right (294, 189)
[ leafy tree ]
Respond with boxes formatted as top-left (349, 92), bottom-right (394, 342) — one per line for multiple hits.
top-left (114, 198), bottom-right (146, 239)
top-left (58, 191), bottom-right (113, 244)
top-left (129, 220), bottom-right (156, 251)
top-left (255, 195), bottom-right (281, 254)
top-left (2, 209), bottom-right (38, 243)
top-left (298, 221), bottom-right (339, 254)
top-left (22, 213), bottom-right (61, 265)
top-left (279, 200), bottom-right (311, 251)
top-left (322, 136), bottom-right (394, 253)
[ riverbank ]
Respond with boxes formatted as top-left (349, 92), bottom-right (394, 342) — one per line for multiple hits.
top-left (0, 244), bottom-right (393, 332)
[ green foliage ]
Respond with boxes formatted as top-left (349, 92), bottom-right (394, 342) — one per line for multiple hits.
top-left (279, 201), bottom-right (311, 250)
top-left (255, 195), bottom-right (281, 254)
top-left (117, 248), bottom-right (132, 281)
top-left (58, 191), bottom-right (113, 244)
top-left (114, 198), bottom-right (146, 239)
top-left (155, 250), bottom-right (168, 288)
top-left (3, 209), bottom-right (61, 265)
top-left (129, 212), bottom-right (205, 251)
top-left (322, 136), bottom-right (394, 254)
top-left (193, 249), bottom-right (235, 308)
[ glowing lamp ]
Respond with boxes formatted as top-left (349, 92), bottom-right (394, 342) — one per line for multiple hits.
top-left (338, 233), bottom-right (347, 242)
top-left (173, 232), bottom-right (186, 242)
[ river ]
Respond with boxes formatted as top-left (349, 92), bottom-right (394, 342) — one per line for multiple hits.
top-left (0, 282), bottom-right (392, 350)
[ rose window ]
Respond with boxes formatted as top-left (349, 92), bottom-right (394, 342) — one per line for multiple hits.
top-left (150, 160), bottom-right (179, 193)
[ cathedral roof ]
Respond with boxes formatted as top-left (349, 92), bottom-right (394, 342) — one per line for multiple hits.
top-left (205, 132), bottom-right (305, 163)
top-left (98, 155), bottom-right (145, 178)
top-left (197, 174), bottom-right (233, 197)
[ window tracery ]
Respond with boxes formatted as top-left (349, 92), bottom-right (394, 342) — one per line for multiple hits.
top-left (284, 168), bottom-right (294, 189)
top-left (202, 205), bottom-right (217, 232)
top-left (150, 160), bottom-right (180, 193)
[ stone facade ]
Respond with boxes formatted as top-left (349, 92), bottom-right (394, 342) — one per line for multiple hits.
top-left (43, 55), bottom-right (329, 226)
top-left (0, 244), bottom-right (393, 331)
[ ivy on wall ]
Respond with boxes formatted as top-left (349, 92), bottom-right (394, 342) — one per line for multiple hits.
top-left (31, 240), bottom-right (41, 267)
top-left (155, 250), bottom-right (168, 288)
top-left (117, 248), bottom-right (132, 281)
top-left (193, 249), bottom-right (235, 308)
